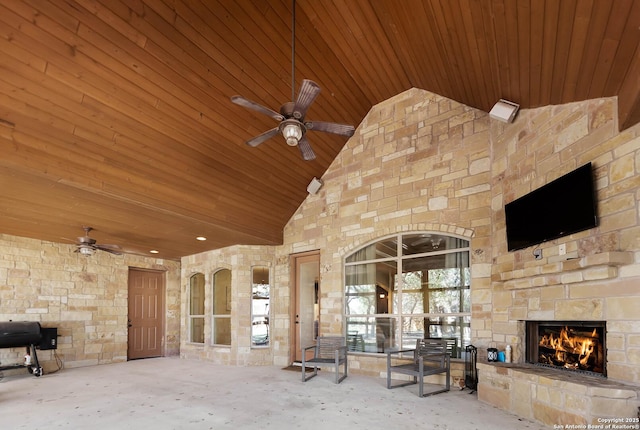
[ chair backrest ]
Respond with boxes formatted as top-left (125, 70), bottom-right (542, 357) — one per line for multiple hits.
top-left (415, 338), bottom-right (448, 365)
top-left (426, 337), bottom-right (458, 358)
top-left (315, 336), bottom-right (346, 359)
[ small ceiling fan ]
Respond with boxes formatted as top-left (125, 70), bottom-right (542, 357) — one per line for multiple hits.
top-left (230, 0), bottom-right (355, 161)
top-left (75, 226), bottom-right (123, 256)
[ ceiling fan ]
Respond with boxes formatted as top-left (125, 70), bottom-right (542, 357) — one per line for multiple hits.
top-left (74, 226), bottom-right (123, 256)
top-left (230, 0), bottom-right (355, 161)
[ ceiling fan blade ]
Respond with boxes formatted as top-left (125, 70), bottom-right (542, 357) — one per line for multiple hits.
top-left (95, 244), bottom-right (123, 255)
top-left (96, 243), bottom-right (121, 250)
top-left (231, 95), bottom-right (284, 121)
top-left (306, 121), bottom-right (355, 137)
top-left (246, 128), bottom-right (280, 147)
top-left (297, 136), bottom-right (316, 161)
top-left (292, 79), bottom-right (320, 120)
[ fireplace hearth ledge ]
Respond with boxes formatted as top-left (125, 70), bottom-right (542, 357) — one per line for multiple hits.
top-left (477, 362), bottom-right (640, 426)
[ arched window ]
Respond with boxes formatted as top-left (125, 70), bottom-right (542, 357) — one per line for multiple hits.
top-left (344, 233), bottom-right (470, 358)
top-left (212, 269), bottom-right (231, 345)
top-left (189, 273), bottom-right (205, 343)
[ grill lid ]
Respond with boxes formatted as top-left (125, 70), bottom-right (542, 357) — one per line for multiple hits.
top-left (0, 321), bottom-right (42, 348)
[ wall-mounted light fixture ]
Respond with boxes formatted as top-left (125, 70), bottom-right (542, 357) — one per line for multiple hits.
top-left (307, 177), bottom-right (323, 194)
top-left (490, 99), bottom-right (520, 123)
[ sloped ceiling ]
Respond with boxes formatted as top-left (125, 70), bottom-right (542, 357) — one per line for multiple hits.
top-left (0, 0), bottom-right (639, 260)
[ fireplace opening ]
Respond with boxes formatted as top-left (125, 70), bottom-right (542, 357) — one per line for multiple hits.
top-left (525, 321), bottom-right (606, 377)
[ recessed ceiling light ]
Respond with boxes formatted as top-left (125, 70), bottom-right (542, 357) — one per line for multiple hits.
top-left (150, 250), bottom-right (159, 254)
top-left (196, 236), bottom-right (207, 241)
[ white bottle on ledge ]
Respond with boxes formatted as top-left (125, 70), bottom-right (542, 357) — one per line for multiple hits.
top-left (505, 345), bottom-right (512, 363)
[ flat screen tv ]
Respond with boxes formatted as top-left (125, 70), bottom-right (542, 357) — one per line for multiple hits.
top-left (505, 163), bottom-right (598, 251)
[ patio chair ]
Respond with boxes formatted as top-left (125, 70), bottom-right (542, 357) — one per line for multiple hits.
top-left (386, 338), bottom-right (451, 397)
top-left (301, 336), bottom-right (348, 384)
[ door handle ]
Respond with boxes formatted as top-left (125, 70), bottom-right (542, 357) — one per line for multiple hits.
top-left (295, 314), bottom-right (300, 324)
top-left (128, 319), bottom-right (132, 328)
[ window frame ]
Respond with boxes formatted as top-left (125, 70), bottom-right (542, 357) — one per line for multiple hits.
top-left (344, 232), bottom-right (471, 358)
top-left (211, 268), bottom-right (232, 346)
top-left (188, 273), bottom-right (205, 344)
top-left (250, 265), bottom-right (271, 348)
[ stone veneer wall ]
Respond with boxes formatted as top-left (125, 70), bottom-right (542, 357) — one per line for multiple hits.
top-left (488, 97), bottom-right (640, 377)
top-left (480, 97), bottom-right (640, 422)
top-left (275, 88), bottom-right (493, 382)
top-left (177, 89), bottom-right (639, 423)
top-left (274, 91), bottom-right (640, 420)
top-left (0, 234), bottom-right (181, 372)
top-left (179, 245), bottom-right (275, 366)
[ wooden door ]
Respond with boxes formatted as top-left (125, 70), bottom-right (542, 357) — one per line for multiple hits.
top-left (128, 268), bottom-right (165, 360)
top-left (292, 252), bottom-right (320, 362)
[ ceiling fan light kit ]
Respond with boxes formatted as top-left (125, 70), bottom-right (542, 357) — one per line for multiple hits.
top-left (78, 246), bottom-right (95, 256)
top-left (281, 120), bottom-right (304, 146)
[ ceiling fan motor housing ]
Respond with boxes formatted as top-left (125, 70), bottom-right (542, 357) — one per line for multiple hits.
top-left (279, 102), bottom-right (295, 118)
top-left (77, 236), bottom-right (97, 245)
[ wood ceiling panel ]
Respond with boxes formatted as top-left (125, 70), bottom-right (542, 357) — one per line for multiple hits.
top-left (310, 1), bottom-right (400, 101)
top-left (527, 0), bottom-right (545, 107)
top-left (0, 167), bottom-right (271, 259)
top-left (561, 0), bottom-right (591, 102)
top-left (503, 0), bottom-right (522, 103)
top-left (549, 0), bottom-right (576, 104)
top-left (427, 1), bottom-right (470, 104)
top-left (573, 0), bottom-right (611, 101)
top-left (0, 0), bottom-right (638, 260)
top-left (538, 0), bottom-right (560, 106)
top-left (586, 1), bottom-right (623, 98)
top-left (461, 1), bottom-right (496, 110)
top-left (487, 0), bottom-right (512, 102)
top-left (516, 0), bottom-right (531, 107)
top-left (602, 0), bottom-right (640, 96)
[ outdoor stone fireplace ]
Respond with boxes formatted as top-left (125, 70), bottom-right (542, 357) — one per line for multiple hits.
top-left (478, 251), bottom-right (640, 425)
top-left (525, 320), bottom-right (606, 377)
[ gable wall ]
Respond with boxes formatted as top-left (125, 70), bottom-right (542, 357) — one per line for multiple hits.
top-left (274, 88), bottom-right (493, 374)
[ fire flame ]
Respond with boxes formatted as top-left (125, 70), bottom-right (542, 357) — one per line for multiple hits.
top-left (539, 326), bottom-right (598, 370)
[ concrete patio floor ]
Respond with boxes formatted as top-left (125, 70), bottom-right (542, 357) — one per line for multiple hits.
top-left (1, 357), bottom-right (548, 429)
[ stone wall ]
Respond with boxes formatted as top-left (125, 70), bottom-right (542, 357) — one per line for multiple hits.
top-left (274, 88), bottom-right (493, 380)
top-left (179, 245), bottom-right (275, 366)
top-left (196, 90), bottom-right (638, 398)
top-left (0, 234), bottom-right (180, 372)
top-left (478, 362), bottom-right (640, 425)
top-left (478, 97), bottom-right (640, 423)
top-left (271, 91), bottom-right (640, 421)
top-left (487, 98), bottom-right (640, 379)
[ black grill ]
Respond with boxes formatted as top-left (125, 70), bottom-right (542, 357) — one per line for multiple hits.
top-left (0, 321), bottom-right (42, 348)
top-left (0, 321), bottom-right (54, 377)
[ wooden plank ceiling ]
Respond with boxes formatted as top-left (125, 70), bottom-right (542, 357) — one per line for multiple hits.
top-left (0, 0), bottom-right (639, 261)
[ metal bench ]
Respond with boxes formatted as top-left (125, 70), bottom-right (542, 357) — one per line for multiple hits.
top-left (302, 336), bottom-right (348, 384)
top-left (386, 338), bottom-right (451, 397)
